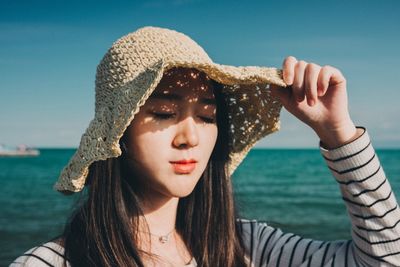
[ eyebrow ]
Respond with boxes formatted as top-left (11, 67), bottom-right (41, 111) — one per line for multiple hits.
top-left (150, 93), bottom-right (216, 105)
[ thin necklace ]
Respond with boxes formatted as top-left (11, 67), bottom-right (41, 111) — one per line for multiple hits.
top-left (138, 228), bottom-right (175, 244)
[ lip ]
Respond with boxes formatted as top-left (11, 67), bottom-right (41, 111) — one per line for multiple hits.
top-left (170, 159), bottom-right (197, 174)
top-left (170, 159), bottom-right (197, 164)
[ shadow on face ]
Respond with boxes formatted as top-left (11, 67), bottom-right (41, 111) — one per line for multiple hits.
top-left (125, 67), bottom-right (219, 135)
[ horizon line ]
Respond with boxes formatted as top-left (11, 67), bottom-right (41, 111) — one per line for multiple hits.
top-left (32, 146), bottom-right (400, 150)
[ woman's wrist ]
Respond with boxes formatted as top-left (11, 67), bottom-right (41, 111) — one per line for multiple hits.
top-left (315, 121), bottom-right (360, 149)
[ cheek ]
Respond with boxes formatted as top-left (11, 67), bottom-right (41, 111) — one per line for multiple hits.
top-left (200, 126), bottom-right (218, 156)
top-left (127, 131), bottom-right (172, 184)
top-left (133, 131), bottom-right (170, 160)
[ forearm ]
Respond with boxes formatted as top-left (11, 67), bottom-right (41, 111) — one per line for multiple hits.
top-left (320, 126), bottom-right (400, 266)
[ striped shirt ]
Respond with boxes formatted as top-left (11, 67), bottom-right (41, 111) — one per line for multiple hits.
top-left (10, 127), bottom-right (400, 266)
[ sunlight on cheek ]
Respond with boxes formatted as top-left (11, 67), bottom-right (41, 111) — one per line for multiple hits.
top-left (143, 117), bottom-right (154, 123)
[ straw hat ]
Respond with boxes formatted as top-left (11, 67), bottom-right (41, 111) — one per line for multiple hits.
top-left (54, 26), bottom-right (287, 194)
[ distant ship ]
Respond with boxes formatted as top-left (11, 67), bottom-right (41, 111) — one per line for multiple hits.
top-left (0, 144), bottom-right (40, 157)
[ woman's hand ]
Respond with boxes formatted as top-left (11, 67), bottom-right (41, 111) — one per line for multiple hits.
top-left (270, 56), bottom-right (360, 149)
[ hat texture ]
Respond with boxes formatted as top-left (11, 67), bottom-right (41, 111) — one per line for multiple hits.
top-left (54, 26), bottom-right (287, 194)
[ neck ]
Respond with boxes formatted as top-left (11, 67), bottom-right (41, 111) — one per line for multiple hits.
top-left (135, 193), bottom-right (193, 265)
top-left (139, 194), bottom-right (179, 236)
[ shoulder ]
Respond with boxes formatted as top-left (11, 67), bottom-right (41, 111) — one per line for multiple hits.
top-left (236, 218), bottom-right (277, 232)
top-left (236, 218), bottom-right (284, 242)
top-left (9, 241), bottom-right (68, 267)
top-left (236, 218), bottom-right (289, 263)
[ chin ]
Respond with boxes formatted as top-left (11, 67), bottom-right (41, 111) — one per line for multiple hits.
top-left (168, 186), bottom-right (197, 198)
top-left (168, 181), bottom-right (200, 198)
top-left (167, 173), bottom-right (203, 197)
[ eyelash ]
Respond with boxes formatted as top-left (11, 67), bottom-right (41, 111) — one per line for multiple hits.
top-left (152, 113), bottom-right (216, 124)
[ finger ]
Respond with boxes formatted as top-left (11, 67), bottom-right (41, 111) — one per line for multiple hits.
top-left (317, 65), bottom-right (334, 96)
top-left (270, 84), bottom-right (291, 107)
top-left (292, 60), bottom-right (307, 102)
top-left (317, 66), bottom-right (329, 96)
top-left (304, 63), bottom-right (321, 106)
top-left (282, 56), bottom-right (297, 85)
top-left (330, 67), bottom-right (346, 86)
top-left (317, 65), bottom-right (347, 96)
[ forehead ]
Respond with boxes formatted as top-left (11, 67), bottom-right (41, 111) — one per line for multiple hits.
top-left (152, 67), bottom-right (215, 97)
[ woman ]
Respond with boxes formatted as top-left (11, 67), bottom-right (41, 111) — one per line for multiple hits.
top-left (11, 26), bottom-right (400, 266)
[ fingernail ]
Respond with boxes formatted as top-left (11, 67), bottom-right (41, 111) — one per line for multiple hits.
top-left (309, 99), bottom-right (315, 106)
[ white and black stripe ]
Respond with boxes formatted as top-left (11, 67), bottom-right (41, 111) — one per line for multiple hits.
top-left (237, 127), bottom-right (400, 266)
top-left (10, 242), bottom-right (69, 267)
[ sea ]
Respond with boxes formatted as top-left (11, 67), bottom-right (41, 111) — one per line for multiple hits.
top-left (1, 148), bottom-right (399, 265)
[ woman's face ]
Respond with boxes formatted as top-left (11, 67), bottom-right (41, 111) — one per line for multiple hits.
top-left (124, 67), bottom-right (218, 199)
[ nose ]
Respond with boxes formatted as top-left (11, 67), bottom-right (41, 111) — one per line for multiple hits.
top-left (173, 116), bottom-right (199, 149)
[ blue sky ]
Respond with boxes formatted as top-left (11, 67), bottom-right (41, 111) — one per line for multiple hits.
top-left (1, 0), bottom-right (399, 148)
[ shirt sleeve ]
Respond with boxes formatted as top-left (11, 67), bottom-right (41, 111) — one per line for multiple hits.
top-left (9, 242), bottom-right (68, 267)
top-left (238, 126), bottom-right (400, 267)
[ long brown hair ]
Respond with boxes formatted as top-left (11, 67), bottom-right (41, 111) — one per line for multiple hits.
top-left (59, 76), bottom-right (249, 266)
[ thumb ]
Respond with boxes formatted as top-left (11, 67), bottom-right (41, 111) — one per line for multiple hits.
top-left (270, 84), bottom-right (291, 106)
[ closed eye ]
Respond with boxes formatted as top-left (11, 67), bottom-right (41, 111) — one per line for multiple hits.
top-left (152, 113), bottom-right (215, 124)
top-left (152, 112), bottom-right (176, 120)
top-left (151, 112), bottom-right (176, 120)
top-left (199, 116), bottom-right (215, 124)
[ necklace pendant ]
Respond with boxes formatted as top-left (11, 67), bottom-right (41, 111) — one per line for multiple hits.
top-left (159, 235), bottom-right (169, 243)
